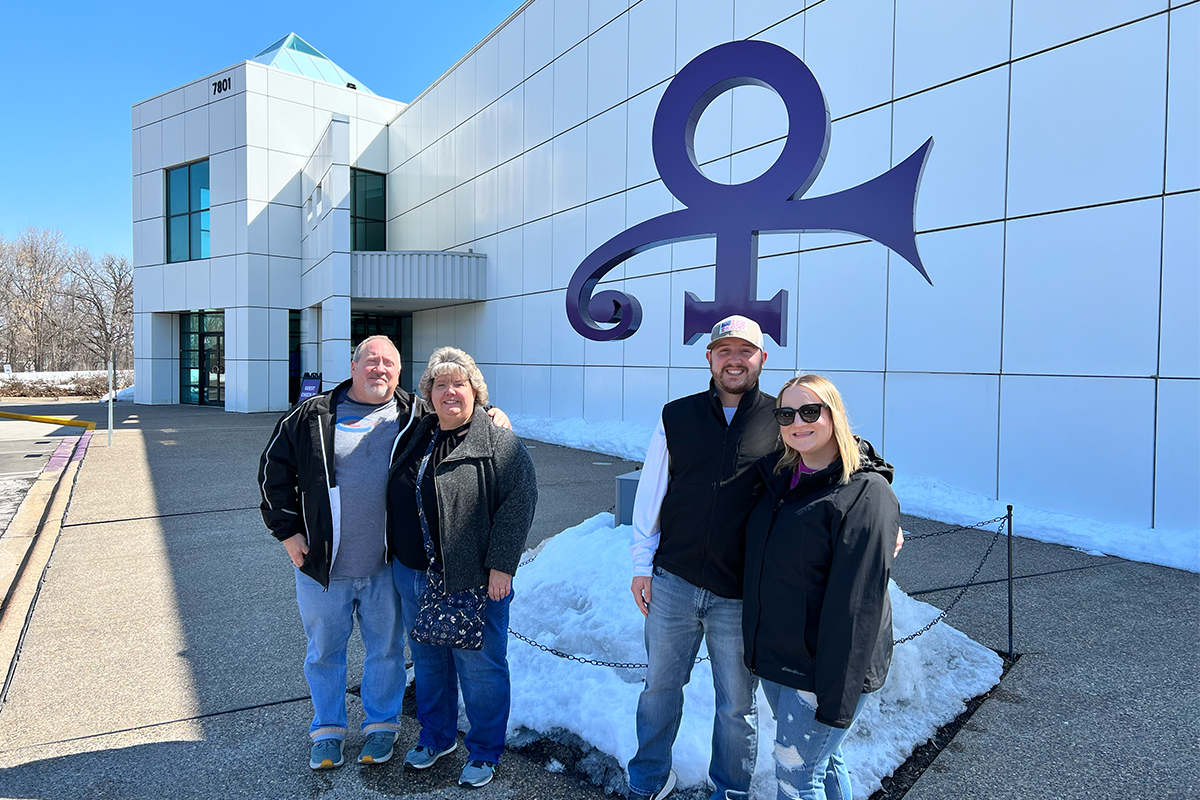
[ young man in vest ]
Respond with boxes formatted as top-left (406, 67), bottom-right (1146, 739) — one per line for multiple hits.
top-left (625, 315), bottom-right (778, 800)
top-left (625, 316), bottom-right (904, 800)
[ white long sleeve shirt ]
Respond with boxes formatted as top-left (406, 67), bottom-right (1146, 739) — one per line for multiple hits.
top-left (629, 420), bottom-right (671, 577)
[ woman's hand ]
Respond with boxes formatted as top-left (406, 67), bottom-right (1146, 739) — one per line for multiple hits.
top-left (488, 569), bottom-right (513, 601)
top-left (486, 407), bottom-right (513, 429)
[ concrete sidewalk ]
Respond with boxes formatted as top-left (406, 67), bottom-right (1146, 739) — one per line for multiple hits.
top-left (0, 400), bottom-right (1195, 799)
top-left (0, 401), bottom-right (635, 799)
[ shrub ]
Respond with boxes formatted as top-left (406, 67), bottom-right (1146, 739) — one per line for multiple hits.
top-left (0, 370), bottom-right (133, 399)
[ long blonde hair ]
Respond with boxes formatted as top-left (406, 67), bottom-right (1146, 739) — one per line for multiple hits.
top-left (775, 373), bottom-right (860, 484)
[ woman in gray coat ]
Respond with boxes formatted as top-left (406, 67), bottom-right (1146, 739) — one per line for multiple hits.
top-left (387, 346), bottom-right (537, 789)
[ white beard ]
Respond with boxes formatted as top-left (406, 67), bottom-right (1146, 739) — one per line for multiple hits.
top-left (359, 381), bottom-right (390, 400)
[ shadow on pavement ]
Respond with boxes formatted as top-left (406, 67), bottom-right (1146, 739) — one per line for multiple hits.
top-left (0, 401), bottom-right (638, 798)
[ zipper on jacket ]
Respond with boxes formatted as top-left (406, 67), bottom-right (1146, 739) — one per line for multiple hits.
top-left (383, 402), bottom-right (419, 565)
top-left (300, 491), bottom-right (312, 544)
top-left (699, 423), bottom-right (731, 588)
top-left (749, 500), bottom-right (785, 672)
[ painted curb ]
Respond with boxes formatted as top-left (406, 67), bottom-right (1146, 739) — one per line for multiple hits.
top-left (0, 434), bottom-right (91, 702)
top-left (0, 411), bottom-right (97, 431)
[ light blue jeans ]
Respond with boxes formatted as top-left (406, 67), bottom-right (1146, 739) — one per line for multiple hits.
top-left (628, 567), bottom-right (758, 800)
top-left (761, 680), bottom-right (869, 800)
top-left (393, 562), bottom-right (513, 764)
top-left (294, 568), bottom-right (405, 741)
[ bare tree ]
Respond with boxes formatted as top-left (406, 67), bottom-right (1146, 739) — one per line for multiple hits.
top-left (1, 229), bottom-right (71, 370)
top-left (0, 228), bottom-right (133, 372)
top-left (67, 249), bottom-right (134, 369)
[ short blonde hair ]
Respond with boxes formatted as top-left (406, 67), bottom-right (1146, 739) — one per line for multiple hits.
top-left (418, 346), bottom-right (489, 407)
top-left (775, 373), bottom-right (860, 484)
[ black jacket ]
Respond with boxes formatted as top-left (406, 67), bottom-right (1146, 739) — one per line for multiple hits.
top-left (655, 381), bottom-right (779, 598)
top-left (387, 408), bottom-right (537, 593)
top-left (258, 380), bottom-right (427, 588)
top-left (742, 439), bottom-right (899, 729)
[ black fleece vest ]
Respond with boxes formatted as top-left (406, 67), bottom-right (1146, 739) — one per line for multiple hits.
top-left (655, 382), bottom-right (779, 599)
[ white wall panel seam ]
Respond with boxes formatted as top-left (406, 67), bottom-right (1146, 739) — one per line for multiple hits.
top-left (1010, 6), bottom-right (1173, 66)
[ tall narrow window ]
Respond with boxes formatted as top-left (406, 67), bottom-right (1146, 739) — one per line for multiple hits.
top-left (351, 168), bottom-right (386, 251)
top-left (166, 160), bottom-right (210, 262)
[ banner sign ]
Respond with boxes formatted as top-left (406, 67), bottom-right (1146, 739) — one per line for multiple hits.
top-left (297, 374), bottom-right (322, 402)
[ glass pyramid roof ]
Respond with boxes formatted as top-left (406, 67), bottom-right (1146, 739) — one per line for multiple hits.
top-left (252, 33), bottom-right (374, 94)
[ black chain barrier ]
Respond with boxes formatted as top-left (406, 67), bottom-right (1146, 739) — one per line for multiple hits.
top-left (507, 512), bottom-right (1013, 669)
top-left (892, 515), bottom-right (1008, 645)
top-left (901, 513), bottom-right (1011, 542)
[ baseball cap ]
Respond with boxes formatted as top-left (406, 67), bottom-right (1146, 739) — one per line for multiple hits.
top-left (707, 315), bottom-right (764, 350)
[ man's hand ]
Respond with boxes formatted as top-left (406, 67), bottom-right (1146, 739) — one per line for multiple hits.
top-left (486, 406), bottom-right (512, 429)
top-left (488, 569), bottom-right (513, 601)
top-left (283, 534), bottom-right (309, 568)
top-left (895, 527), bottom-right (905, 558)
top-left (631, 576), bottom-right (653, 617)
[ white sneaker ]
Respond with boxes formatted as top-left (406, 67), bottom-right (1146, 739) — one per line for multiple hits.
top-left (628, 769), bottom-right (676, 800)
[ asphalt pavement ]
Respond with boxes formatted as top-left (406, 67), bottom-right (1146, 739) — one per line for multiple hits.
top-left (0, 399), bottom-right (1194, 800)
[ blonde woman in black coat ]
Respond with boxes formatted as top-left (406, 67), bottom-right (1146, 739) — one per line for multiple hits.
top-left (741, 374), bottom-right (899, 800)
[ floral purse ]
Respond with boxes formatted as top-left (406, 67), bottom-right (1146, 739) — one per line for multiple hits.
top-left (409, 431), bottom-right (487, 650)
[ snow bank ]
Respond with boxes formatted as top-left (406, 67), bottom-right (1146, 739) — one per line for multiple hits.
top-left (509, 414), bottom-right (1199, 574)
top-left (509, 414), bottom-right (655, 462)
top-left (507, 514), bottom-right (1003, 799)
top-left (0, 370), bottom-right (105, 383)
top-left (892, 474), bottom-right (1199, 573)
top-left (97, 385), bottom-right (135, 403)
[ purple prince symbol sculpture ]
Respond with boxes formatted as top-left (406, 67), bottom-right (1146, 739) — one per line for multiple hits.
top-left (565, 39), bottom-right (934, 347)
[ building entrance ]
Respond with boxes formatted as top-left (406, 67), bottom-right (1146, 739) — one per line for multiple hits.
top-left (180, 311), bottom-right (225, 405)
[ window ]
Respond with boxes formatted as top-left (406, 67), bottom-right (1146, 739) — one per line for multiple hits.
top-left (351, 168), bottom-right (386, 251)
top-left (167, 161), bottom-right (210, 262)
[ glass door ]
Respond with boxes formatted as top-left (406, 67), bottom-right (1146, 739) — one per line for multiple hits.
top-left (180, 311), bottom-right (225, 405)
top-left (201, 332), bottom-right (225, 405)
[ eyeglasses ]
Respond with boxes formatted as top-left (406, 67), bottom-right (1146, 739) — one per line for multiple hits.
top-left (773, 403), bottom-right (828, 425)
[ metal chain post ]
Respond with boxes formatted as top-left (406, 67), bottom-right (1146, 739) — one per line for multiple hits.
top-left (893, 517), bottom-right (1008, 645)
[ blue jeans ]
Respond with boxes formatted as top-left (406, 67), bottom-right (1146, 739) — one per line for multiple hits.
top-left (628, 567), bottom-right (758, 800)
top-left (294, 568), bottom-right (405, 740)
top-left (761, 681), bottom-right (869, 800)
top-left (393, 561), bottom-right (512, 764)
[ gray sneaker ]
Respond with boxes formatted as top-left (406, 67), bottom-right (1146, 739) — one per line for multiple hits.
top-left (458, 759), bottom-right (497, 787)
top-left (357, 730), bottom-right (397, 765)
top-left (627, 769), bottom-right (677, 800)
top-left (309, 738), bottom-right (344, 770)
top-left (404, 743), bottom-right (457, 770)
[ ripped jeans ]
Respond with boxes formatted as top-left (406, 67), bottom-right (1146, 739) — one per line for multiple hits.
top-left (761, 681), bottom-right (869, 800)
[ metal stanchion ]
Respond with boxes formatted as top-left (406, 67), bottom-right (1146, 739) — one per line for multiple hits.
top-left (107, 358), bottom-right (114, 447)
top-left (1006, 504), bottom-right (1014, 662)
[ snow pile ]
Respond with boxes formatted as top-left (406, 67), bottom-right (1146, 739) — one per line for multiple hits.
top-left (509, 414), bottom-right (654, 462)
top-left (97, 385), bottom-right (135, 403)
top-left (509, 414), bottom-right (1199, 574)
top-left (892, 474), bottom-right (1199, 573)
top-left (1, 370), bottom-right (105, 382)
top-left (507, 513), bottom-right (1003, 799)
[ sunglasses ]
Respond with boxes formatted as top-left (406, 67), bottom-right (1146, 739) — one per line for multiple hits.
top-left (773, 403), bottom-right (828, 425)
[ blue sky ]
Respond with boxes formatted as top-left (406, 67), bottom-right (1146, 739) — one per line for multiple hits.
top-left (0, 0), bottom-right (523, 260)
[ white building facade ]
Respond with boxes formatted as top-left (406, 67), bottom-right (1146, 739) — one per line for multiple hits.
top-left (133, 2), bottom-right (1199, 531)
